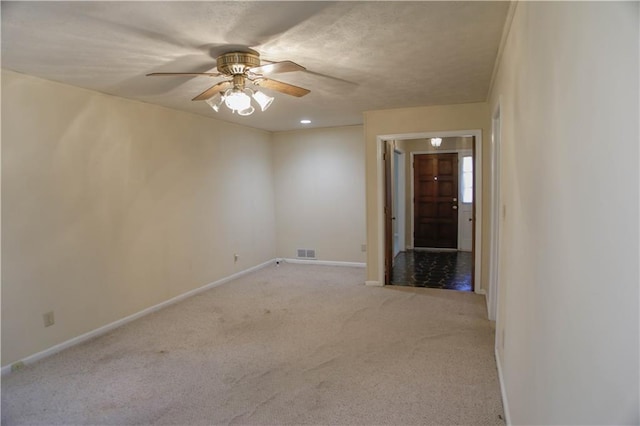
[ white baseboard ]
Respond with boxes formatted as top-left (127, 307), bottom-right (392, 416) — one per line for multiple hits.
top-left (281, 258), bottom-right (366, 268)
top-left (1, 259), bottom-right (276, 376)
top-left (476, 288), bottom-right (486, 295)
top-left (495, 346), bottom-right (512, 425)
top-left (413, 247), bottom-right (457, 252)
top-left (486, 291), bottom-right (490, 314)
top-left (365, 280), bottom-right (383, 286)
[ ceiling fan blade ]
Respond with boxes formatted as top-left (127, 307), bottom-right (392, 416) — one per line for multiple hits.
top-left (192, 81), bottom-right (233, 101)
top-left (249, 60), bottom-right (306, 75)
top-left (253, 78), bottom-right (310, 97)
top-left (147, 72), bottom-right (221, 77)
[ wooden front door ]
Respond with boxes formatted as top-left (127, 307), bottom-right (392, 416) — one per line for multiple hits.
top-left (414, 153), bottom-right (459, 248)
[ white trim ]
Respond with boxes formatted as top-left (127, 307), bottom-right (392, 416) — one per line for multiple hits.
top-left (392, 149), bottom-right (406, 258)
top-left (495, 346), bottom-right (512, 425)
top-left (282, 258), bottom-right (366, 268)
top-left (487, 1), bottom-right (519, 98)
top-left (474, 133), bottom-right (483, 295)
top-left (376, 137), bottom-right (386, 288)
top-left (365, 280), bottom-right (383, 287)
top-left (1, 259), bottom-right (276, 375)
top-left (413, 247), bottom-right (457, 252)
top-left (379, 130), bottom-right (483, 294)
top-left (488, 104), bottom-right (502, 321)
top-left (476, 288), bottom-right (486, 296)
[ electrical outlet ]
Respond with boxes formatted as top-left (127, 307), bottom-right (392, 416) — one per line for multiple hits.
top-left (43, 311), bottom-right (55, 327)
top-left (234, 253), bottom-right (239, 263)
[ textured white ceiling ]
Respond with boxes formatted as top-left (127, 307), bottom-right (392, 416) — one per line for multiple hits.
top-left (1, 1), bottom-right (510, 132)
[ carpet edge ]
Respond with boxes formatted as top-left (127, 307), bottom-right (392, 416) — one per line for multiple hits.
top-left (1, 258), bottom-right (277, 376)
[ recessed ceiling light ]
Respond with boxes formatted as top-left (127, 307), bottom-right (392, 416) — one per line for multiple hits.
top-left (300, 119), bottom-right (311, 124)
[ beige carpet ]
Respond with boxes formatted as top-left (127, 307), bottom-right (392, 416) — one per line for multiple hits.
top-left (1, 263), bottom-right (504, 425)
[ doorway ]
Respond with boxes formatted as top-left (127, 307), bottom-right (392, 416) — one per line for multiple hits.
top-left (413, 152), bottom-right (459, 249)
top-left (379, 131), bottom-right (483, 294)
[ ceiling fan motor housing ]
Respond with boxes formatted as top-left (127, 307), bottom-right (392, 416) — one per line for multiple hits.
top-left (217, 52), bottom-right (260, 76)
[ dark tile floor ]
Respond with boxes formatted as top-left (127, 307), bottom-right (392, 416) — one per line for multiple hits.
top-left (391, 250), bottom-right (472, 291)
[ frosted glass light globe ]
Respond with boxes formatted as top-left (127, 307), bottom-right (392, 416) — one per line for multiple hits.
top-left (224, 89), bottom-right (251, 112)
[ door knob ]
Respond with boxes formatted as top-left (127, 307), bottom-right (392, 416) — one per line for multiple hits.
top-left (452, 205), bottom-right (458, 210)
top-left (452, 198), bottom-right (457, 202)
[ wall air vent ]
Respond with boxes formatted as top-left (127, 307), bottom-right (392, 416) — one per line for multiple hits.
top-left (297, 248), bottom-right (317, 259)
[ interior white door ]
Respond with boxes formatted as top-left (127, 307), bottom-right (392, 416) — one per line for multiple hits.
top-left (458, 151), bottom-right (473, 252)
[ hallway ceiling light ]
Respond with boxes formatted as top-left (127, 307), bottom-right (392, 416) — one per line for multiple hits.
top-left (431, 137), bottom-right (442, 147)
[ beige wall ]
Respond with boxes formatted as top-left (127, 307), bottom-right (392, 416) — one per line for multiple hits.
top-left (273, 126), bottom-right (366, 263)
top-left (2, 70), bottom-right (276, 365)
top-left (363, 103), bottom-right (491, 288)
top-left (489, 2), bottom-right (639, 423)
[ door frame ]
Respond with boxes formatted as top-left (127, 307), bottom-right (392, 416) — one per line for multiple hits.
top-left (384, 141), bottom-right (393, 286)
top-left (408, 149), bottom-right (473, 251)
top-left (393, 149), bottom-right (406, 258)
top-left (488, 106), bottom-right (502, 321)
top-left (377, 130), bottom-right (483, 294)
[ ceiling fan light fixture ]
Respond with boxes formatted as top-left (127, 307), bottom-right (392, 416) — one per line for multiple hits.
top-left (146, 50), bottom-right (310, 118)
top-left (205, 92), bottom-right (224, 112)
top-left (224, 88), bottom-right (252, 113)
top-left (252, 90), bottom-right (274, 112)
top-left (237, 105), bottom-right (255, 116)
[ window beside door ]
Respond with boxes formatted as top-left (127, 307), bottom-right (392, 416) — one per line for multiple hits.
top-left (461, 156), bottom-right (473, 204)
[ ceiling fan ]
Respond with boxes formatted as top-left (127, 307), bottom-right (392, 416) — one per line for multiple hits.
top-left (147, 49), bottom-right (310, 116)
